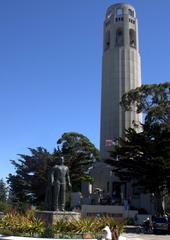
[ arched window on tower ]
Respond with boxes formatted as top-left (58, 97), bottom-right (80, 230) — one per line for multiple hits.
top-left (104, 30), bottom-right (110, 50)
top-left (129, 29), bottom-right (136, 48)
top-left (128, 9), bottom-right (134, 17)
top-left (116, 28), bottom-right (124, 46)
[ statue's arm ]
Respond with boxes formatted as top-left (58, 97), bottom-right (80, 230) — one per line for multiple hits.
top-left (66, 167), bottom-right (72, 188)
top-left (50, 168), bottom-right (54, 185)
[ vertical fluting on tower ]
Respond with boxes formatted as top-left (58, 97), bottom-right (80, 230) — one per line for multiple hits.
top-left (100, 3), bottom-right (142, 160)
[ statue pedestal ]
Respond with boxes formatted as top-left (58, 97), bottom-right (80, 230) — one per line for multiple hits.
top-left (36, 210), bottom-right (81, 226)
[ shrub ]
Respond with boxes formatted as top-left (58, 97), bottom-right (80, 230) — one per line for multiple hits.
top-left (52, 219), bottom-right (73, 237)
top-left (0, 210), bottom-right (44, 237)
top-left (69, 217), bottom-right (96, 234)
top-left (40, 226), bottom-right (55, 238)
top-left (94, 216), bottom-right (124, 235)
top-left (0, 201), bottom-right (13, 214)
top-left (0, 211), bottom-right (125, 237)
top-left (52, 216), bottom-right (125, 238)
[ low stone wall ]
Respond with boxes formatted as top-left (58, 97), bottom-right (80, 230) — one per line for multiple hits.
top-left (81, 204), bottom-right (124, 218)
top-left (81, 204), bottom-right (137, 219)
top-left (134, 214), bottom-right (151, 225)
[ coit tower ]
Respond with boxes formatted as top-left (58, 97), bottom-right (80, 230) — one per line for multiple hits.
top-left (100, 3), bottom-right (142, 160)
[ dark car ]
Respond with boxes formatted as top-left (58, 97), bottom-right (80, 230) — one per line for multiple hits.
top-left (153, 217), bottom-right (170, 234)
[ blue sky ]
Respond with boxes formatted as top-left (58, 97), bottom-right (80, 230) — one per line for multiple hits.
top-left (0, 0), bottom-right (170, 181)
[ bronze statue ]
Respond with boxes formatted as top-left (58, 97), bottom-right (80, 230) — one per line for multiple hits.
top-left (45, 156), bottom-right (72, 211)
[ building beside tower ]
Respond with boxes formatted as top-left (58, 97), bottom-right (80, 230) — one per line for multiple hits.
top-left (100, 3), bottom-right (142, 160)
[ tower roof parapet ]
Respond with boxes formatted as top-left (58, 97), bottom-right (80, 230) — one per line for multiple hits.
top-left (106, 3), bottom-right (136, 20)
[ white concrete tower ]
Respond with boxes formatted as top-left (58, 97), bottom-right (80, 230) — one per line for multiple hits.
top-left (100, 3), bottom-right (142, 160)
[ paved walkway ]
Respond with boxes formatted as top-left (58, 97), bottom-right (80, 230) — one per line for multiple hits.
top-left (122, 233), bottom-right (170, 240)
top-left (0, 234), bottom-right (169, 240)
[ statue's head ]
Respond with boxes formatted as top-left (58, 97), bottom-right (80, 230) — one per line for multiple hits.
top-left (60, 156), bottom-right (64, 165)
top-left (55, 156), bottom-right (64, 165)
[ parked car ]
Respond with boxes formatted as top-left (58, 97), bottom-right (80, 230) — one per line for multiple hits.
top-left (153, 217), bottom-right (170, 234)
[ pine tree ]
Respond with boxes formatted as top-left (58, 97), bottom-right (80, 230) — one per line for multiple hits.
top-left (106, 82), bottom-right (170, 213)
top-left (0, 179), bottom-right (8, 202)
top-left (57, 132), bottom-right (99, 191)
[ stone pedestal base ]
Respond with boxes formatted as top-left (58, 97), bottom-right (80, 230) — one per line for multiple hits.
top-left (36, 211), bottom-right (81, 226)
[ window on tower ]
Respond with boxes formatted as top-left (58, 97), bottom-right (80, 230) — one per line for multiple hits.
top-left (129, 29), bottom-right (136, 48)
top-left (128, 9), bottom-right (134, 17)
top-left (105, 30), bottom-right (110, 50)
top-left (116, 8), bottom-right (123, 16)
top-left (116, 28), bottom-right (124, 47)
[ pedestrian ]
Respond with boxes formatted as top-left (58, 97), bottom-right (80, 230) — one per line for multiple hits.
top-left (143, 217), bottom-right (152, 233)
top-left (102, 225), bottom-right (112, 240)
top-left (112, 225), bottom-right (120, 240)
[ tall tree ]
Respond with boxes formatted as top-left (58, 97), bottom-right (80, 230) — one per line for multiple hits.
top-left (0, 179), bottom-right (8, 202)
top-left (106, 124), bottom-right (170, 213)
top-left (7, 147), bottom-right (54, 205)
top-left (121, 82), bottom-right (170, 126)
top-left (57, 132), bottom-right (99, 191)
top-left (8, 132), bottom-right (99, 205)
top-left (106, 82), bottom-right (170, 213)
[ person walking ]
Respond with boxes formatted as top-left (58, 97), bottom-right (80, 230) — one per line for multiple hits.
top-left (112, 225), bottom-right (120, 240)
top-left (102, 225), bottom-right (112, 240)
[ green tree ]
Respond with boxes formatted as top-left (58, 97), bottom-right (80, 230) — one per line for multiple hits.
top-left (107, 82), bottom-right (170, 213)
top-left (107, 124), bottom-right (170, 213)
top-left (57, 132), bottom-right (99, 191)
top-left (0, 179), bottom-right (8, 202)
top-left (7, 147), bottom-right (54, 206)
top-left (121, 82), bottom-right (170, 126)
top-left (7, 132), bottom-right (99, 205)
